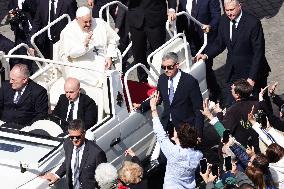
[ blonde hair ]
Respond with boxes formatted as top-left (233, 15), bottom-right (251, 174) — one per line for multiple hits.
top-left (118, 161), bottom-right (143, 184)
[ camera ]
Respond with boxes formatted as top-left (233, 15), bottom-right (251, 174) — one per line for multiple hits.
top-left (255, 110), bottom-right (267, 128)
top-left (280, 104), bottom-right (284, 118)
top-left (9, 9), bottom-right (28, 27)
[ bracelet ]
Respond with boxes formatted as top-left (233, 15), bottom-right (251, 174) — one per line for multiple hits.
top-left (151, 109), bottom-right (157, 112)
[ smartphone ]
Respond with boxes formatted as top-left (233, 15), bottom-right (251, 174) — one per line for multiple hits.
top-left (247, 136), bottom-right (253, 148)
top-left (222, 130), bottom-right (230, 144)
top-left (280, 104), bottom-right (284, 118)
top-left (200, 158), bottom-right (207, 174)
top-left (224, 156), bottom-right (232, 171)
top-left (211, 164), bottom-right (219, 176)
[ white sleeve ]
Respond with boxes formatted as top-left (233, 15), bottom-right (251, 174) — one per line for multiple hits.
top-left (267, 128), bottom-right (284, 148)
top-left (104, 21), bottom-right (120, 58)
top-left (251, 122), bottom-right (273, 146)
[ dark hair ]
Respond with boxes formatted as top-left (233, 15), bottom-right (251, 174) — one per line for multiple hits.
top-left (177, 123), bottom-right (197, 148)
top-left (266, 143), bottom-right (284, 163)
top-left (68, 119), bottom-right (86, 132)
top-left (239, 183), bottom-right (255, 189)
top-left (252, 153), bottom-right (269, 174)
top-left (245, 166), bottom-right (265, 189)
top-left (233, 79), bottom-right (253, 99)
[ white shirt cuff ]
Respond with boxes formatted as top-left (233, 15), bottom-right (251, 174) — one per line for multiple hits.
top-left (168, 8), bottom-right (175, 13)
top-left (209, 117), bottom-right (219, 125)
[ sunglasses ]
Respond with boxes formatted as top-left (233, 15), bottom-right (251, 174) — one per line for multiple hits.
top-left (161, 64), bottom-right (176, 70)
top-left (69, 135), bottom-right (82, 141)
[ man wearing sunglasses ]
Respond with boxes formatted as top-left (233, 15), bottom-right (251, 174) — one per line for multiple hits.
top-left (138, 52), bottom-right (204, 138)
top-left (41, 119), bottom-right (107, 189)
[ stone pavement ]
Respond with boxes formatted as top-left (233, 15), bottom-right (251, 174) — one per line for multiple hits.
top-left (1, 0), bottom-right (284, 94)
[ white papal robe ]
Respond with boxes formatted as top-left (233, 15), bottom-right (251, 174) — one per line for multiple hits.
top-left (59, 18), bottom-right (120, 87)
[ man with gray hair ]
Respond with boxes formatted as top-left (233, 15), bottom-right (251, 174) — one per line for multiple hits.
top-left (196, 0), bottom-right (271, 108)
top-left (136, 52), bottom-right (204, 137)
top-left (0, 64), bottom-right (48, 128)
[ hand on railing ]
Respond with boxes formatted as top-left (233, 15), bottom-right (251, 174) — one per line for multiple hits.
top-left (193, 54), bottom-right (208, 63)
top-left (27, 48), bottom-right (35, 57)
top-left (167, 10), bottom-right (177, 23)
top-left (202, 25), bottom-right (211, 33)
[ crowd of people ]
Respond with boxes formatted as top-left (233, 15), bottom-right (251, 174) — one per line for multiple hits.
top-left (0, 0), bottom-right (284, 188)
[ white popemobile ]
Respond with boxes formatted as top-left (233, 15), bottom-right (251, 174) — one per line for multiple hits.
top-left (0, 2), bottom-right (208, 189)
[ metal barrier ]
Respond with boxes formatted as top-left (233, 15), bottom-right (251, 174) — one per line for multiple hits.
top-left (30, 14), bottom-right (71, 58)
top-left (123, 63), bottom-right (157, 112)
top-left (147, 33), bottom-right (190, 72)
top-left (165, 11), bottom-right (208, 56)
top-left (99, 1), bottom-right (131, 59)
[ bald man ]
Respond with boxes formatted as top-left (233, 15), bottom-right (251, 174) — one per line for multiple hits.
top-left (52, 77), bottom-right (98, 130)
top-left (0, 64), bottom-right (48, 128)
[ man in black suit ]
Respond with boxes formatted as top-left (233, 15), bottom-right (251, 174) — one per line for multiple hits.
top-left (177, 0), bottom-right (222, 102)
top-left (0, 64), bottom-right (48, 128)
top-left (29, 0), bottom-right (77, 59)
top-left (52, 77), bottom-right (98, 130)
top-left (42, 119), bottom-right (107, 189)
top-left (127, 0), bottom-right (177, 82)
top-left (196, 0), bottom-right (271, 107)
top-left (8, 0), bottom-right (38, 71)
top-left (136, 52), bottom-right (204, 137)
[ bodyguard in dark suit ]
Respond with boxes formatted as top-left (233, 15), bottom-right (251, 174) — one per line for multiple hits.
top-left (52, 78), bottom-right (98, 130)
top-left (196, 0), bottom-right (270, 107)
top-left (8, 0), bottom-right (38, 71)
top-left (0, 64), bottom-right (48, 128)
top-left (138, 52), bottom-right (204, 137)
top-left (30, 0), bottom-right (77, 59)
top-left (126, 0), bottom-right (177, 82)
top-left (177, 0), bottom-right (222, 102)
top-left (42, 119), bottom-right (107, 189)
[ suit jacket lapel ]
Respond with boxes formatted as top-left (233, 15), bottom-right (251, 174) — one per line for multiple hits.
top-left (17, 83), bottom-right (31, 104)
top-left (79, 140), bottom-right (89, 173)
top-left (195, 0), bottom-right (201, 18)
top-left (171, 71), bottom-right (184, 105)
top-left (77, 95), bottom-right (83, 119)
top-left (161, 75), bottom-right (170, 104)
top-left (231, 13), bottom-right (246, 47)
top-left (55, 0), bottom-right (63, 18)
top-left (64, 140), bottom-right (73, 177)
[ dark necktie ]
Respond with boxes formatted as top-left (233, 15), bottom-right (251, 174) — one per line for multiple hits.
top-left (50, 0), bottom-right (55, 39)
top-left (73, 148), bottom-right (80, 189)
top-left (191, 0), bottom-right (197, 16)
top-left (231, 20), bottom-right (237, 42)
top-left (67, 102), bottom-right (74, 122)
top-left (14, 91), bottom-right (22, 104)
top-left (169, 79), bottom-right (174, 104)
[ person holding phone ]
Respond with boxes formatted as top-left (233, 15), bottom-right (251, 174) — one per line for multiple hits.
top-left (258, 83), bottom-right (284, 132)
top-left (150, 91), bottom-right (203, 188)
top-left (248, 105), bottom-right (284, 148)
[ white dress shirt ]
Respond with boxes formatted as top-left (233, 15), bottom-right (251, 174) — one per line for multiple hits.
top-left (13, 85), bottom-right (27, 103)
top-left (167, 70), bottom-right (181, 121)
top-left (66, 97), bottom-right (79, 121)
top-left (230, 11), bottom-right (242, 40)
top-left (186, 0), bottom-right (198, 15)
top-left (71, 143), bottom-right (85, 185)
